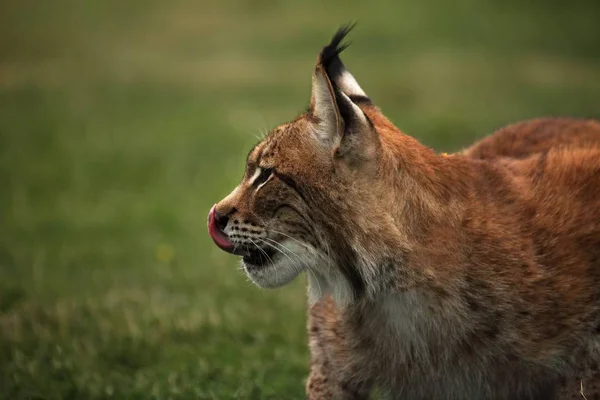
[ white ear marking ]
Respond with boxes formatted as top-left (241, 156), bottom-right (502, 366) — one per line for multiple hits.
top-left (338, 70), bottom-right (367, 97)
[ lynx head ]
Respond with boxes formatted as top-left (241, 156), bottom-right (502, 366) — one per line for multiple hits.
top-left (208, 25), bottom-right (431, 306)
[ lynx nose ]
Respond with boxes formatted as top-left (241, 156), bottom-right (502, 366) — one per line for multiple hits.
top-left (214, 209), bottom-right (229, 232)
top-left (207, 205), bottom-right (234, 252)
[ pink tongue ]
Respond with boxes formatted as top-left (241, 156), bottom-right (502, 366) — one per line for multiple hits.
top-left (207, 205), bottom-right (234, 252)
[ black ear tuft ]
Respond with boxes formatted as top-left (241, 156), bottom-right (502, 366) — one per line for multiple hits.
top-left (318, 23), bottom-right (356, 71)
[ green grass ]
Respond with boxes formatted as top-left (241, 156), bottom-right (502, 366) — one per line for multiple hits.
top-left (1, 0), bottom-right (599, 398)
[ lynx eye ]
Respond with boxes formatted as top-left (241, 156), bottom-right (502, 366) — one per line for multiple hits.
top-left (253, 167), bottom-right (273, 187)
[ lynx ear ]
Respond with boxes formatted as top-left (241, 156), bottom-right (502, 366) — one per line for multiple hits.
top-left (309, 25), bottom-right (372, 149)
top-left (328, 58), bottom-right (369, 101)
top-left (310, 65), bottom-right (343, 145)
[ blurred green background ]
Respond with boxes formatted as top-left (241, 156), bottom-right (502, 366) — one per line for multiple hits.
top-left (1, 0), bottom-right (599, 398)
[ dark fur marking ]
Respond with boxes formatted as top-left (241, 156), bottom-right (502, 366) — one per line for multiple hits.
top-left (348, 94), bottom-right (372, 105)
top-left (330, 232), bottom-right (365, 298)
top-left (318, 23), bottom-right (356, 72)
top-left (272, 204), bottom-right (314, 235)
top-left (276, 172), bottom-right (311, 205)
top-left (317, 24), bottom-right (373, 135)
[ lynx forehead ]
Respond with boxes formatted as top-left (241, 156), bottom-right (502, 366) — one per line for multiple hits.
top-left (209, 25), bottom-right (600, 399)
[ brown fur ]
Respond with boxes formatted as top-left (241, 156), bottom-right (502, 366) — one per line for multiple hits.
top-left (307, 116), bottom-right (600, 400)
top-left (464, 117), bottom-right (600, 161)
top-left (210, 27), bottom-right (600, 399)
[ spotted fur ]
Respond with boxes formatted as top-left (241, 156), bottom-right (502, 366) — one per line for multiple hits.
top-left (210, 27), bottom-right (600, 399)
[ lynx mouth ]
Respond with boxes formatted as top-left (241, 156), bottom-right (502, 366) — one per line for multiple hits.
top-left (242, 246), bottom-right (277, 268)
top-left (207, 205), bottom-right (235, 252)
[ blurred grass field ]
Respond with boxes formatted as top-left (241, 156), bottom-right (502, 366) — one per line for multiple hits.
top-left (1, 0), bottom-right (599, 398)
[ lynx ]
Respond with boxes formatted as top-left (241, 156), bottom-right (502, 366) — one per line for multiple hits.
top-left (208, 26), bottom-right (600, 399)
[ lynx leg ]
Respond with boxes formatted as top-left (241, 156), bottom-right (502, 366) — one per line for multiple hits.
top-left (306, 364), bottom-right (370, 400)
top-left (306, 297), bottom-right (372, 400)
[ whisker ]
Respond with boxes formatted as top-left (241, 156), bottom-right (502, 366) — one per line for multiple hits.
top-left (269, 229), bottom-right (330, 263)
top-left (248, 237), bottom-right (279, 282)
top-left (260, 237), bottom-right (323, 297)
top-left (248, 238), bottom-right (274, 265)
top-left (259, 238), bottom-right (303, 277)
top-left (272, 232), bottom-right (330, 297)
top-left (259, 238), bottom-right (307, 289)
